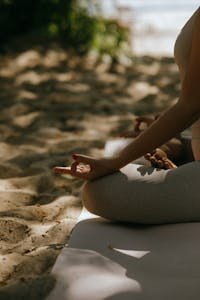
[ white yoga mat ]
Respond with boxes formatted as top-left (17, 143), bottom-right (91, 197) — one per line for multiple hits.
top-left (47, 208), bottom-right (200, 300)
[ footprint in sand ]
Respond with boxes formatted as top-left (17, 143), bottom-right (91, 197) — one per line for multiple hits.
top-left (0, 195), bottom-right (80, 222)
top-left (0, 220), bottom-right (29, 244)
top-left (0, 191), bottom-right (36, 211)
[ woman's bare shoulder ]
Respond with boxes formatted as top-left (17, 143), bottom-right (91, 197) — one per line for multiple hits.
top-left (190, 7), bottom-right (200, 51)
top-left (181, 7), bottom-right (200, 108)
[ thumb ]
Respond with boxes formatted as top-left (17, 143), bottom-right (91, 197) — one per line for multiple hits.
top-left (72, 154), bottom-right (94, 165)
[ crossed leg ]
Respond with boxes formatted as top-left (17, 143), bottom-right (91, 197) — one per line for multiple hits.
top-left (82, 161), bottom-right (200, 224)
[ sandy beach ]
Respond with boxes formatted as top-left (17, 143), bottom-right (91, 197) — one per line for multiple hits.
top-left (0, 41), bottom-right (181, 298)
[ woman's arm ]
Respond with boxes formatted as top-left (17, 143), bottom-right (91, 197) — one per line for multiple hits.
top-left (54, 9), bottom-right (200, 180)
top-left (115, 9), bottom-right (200, 168)
top-left (115, 100), bottom-right (200, 168)
top-left (54, 94), bottom-right (199, 180)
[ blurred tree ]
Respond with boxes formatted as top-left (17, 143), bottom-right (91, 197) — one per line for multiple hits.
top-left (0, 0), bottom-right (131, 57)
top-left (0, 0), bottom-right (74, 42)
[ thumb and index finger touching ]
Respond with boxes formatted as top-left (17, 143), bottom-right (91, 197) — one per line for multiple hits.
top-left (53, 153), bottom-right (94, 175)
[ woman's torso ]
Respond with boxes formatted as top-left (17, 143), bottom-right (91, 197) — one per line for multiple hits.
top-left (174, 8), bottom-right (199, 81)
top-left (174, 7), bottom-right (200, 160)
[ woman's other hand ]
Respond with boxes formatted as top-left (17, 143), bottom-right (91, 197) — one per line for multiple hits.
top-left (120, 115), bottom-right (159, 138)
top-left (53, 154), bottom-right (119, 181)
top-left (144, 148), bottom-right (177, 169)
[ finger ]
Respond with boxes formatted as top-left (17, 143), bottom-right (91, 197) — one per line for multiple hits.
top-left (162, 158), bottom-right (171, 169)
top-left (134, 119), bottom-right (144, 131)
top-left (155, 148), bottom-right (167, 158)
top-left (135, 116), bottom-right (154, 125)
top-left (162, 157), bottom-right (168, 162)
top-left (149, 156), bottom-right (159, 167)
top-left (77, 165), bottom-right (90, 174)
top-left (157, 159), bottom-right (164, 168)
top-left (53, 166), bottom-right (73, 174)
top-left (150, 156), bottom-right (157, 164)
top-left (155, 152), bottom-right (162, 160)
top-left (71, 161), bottom-right (79, 174)
top-left (53, 165), bottom-right (91, 180)
top-left (150, 149), bottom-right (156, 155)
top-left (71, 161), bottom-right (93, 177)
top-left (72, 154), bottom-right (94, 166)
top-left (144, 153), bottom-right (151, 160)
top-left (145, 154), bottom-right (155, 163)
top-left (163, 161), bottom-right (171, 169)
top-left (163, 159), bottom-right (177, 169)
top-left (77, 165), bottom-right (84, 172)
top-left (72, 168), bottom-right (93, 180)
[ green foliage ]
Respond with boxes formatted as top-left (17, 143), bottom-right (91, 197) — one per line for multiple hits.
top-left (63, 5), bottom-right (97, 53)
top-left (0, 0), bottom-right (131, 57)
top-left (92, 19), bottom-right (130, 57)
top-left (0, 0), bottom-right (74, 42)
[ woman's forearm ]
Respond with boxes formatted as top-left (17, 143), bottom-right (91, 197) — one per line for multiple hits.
top-left (115, 100), bottom-right (200, 168)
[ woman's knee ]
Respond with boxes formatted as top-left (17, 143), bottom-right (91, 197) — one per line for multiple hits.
top-left (81, 181), bottom-right (102, 215)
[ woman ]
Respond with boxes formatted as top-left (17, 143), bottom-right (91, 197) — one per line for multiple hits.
top-left (54, 7), bottom-right (200, 224)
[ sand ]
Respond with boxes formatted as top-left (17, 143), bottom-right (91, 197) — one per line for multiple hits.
top-left (0, 41), bottom-right (181, 299)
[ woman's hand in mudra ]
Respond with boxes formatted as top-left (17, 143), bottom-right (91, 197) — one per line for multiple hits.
top-left (144, 148), bottom-right (177, 170)
top-left (53, 154), bottom-right (119, 181)
top-left (120, 115), bottom-right (160, 138)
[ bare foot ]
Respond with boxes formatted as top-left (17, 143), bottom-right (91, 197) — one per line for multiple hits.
top-left (144, 148), bottom-right (177, 170)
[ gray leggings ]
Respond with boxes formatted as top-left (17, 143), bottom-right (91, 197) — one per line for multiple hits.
top-left (82, 161), bottom-right (200, 224)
